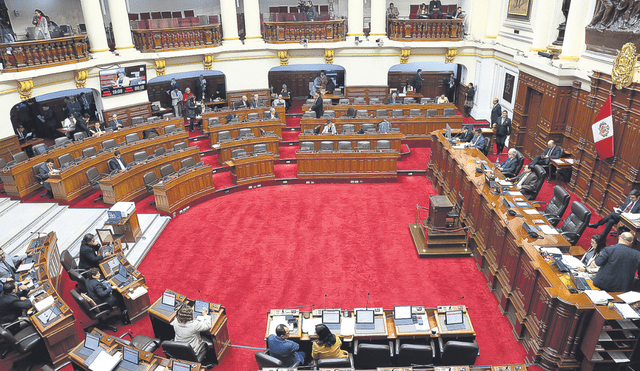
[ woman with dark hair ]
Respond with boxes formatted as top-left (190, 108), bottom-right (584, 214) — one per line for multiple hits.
top-left (312, 324), bottom-right (348, 360)
top-left (417, 3), bottom-right (429, 19)
top-left (172, 304), bottom-right (213, 353)
top-left (578, 235), bottom-right (606, 278)
top-left (78, 233), bottom-right (110, 270)
top-left (464, 82), bottom-right (475, 117)
top-left (32, 9), bottom-right (50, 39)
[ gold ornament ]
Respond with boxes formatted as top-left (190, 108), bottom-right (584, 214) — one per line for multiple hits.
top-left (203, 55), bottom-right (214, 71)
top-left (445, 48), bottom-right (457, 63)
top-left (325, 49), bottom-right (334, 64)
top-left (155, 59), bottom-right (166, 76)
top-left (612, 42), bottom-right (637, 90)
top-left (74, 70), bottom-right (88, 89)
top-left (400, 48), bottom-right (410, 64)
top-left (17, 80), bottom-right (33, 101)
top-left (278, 50), bottom-right (289, 66)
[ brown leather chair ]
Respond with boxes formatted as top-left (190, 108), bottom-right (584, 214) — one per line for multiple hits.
top-left (70, 289), bottom-right (124, 333)
top-left (255, 349), bottom-right (300, 369)
top-left (60, 250), bottom-right (89, 292)
top-left (162, 340), bottom-right (212, 367)
top-left (354, 340), bottom-right (393, 368)
top-left (117, 331), bottom-right (160, 353)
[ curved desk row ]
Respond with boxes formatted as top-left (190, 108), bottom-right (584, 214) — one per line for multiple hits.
top-left (227, 153), bottom-right (276, 186)
top-left (201, 106), bottom-right (286, 129)
top-left (298, 132), bottom-right (406, 152)
top-left (153, 164), bottom-right (216, 214)
top-left (300, 102), bottom-right (459, 117)
top-left (0, 117), bottom-right (184, 198)
top-left (204, 118), bottom-right (286, 145)
top-left (100, 146), bottom-right (201, 205)
top-left (217, 135), bottom-right (280, 165)
top-left (296, 150), bottom-right (400, 180)
top-left (47, 131), bottom-right (189, 203)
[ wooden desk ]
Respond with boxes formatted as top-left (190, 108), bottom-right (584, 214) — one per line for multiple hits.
top-left (105, 209), bottom-right (142, 243)
top-left (300, 115), bottom-right (463, 140)
top-left (20, 137), bottom-right (44, 151)
top-left (0, 118), bottom-right (184, 198)
top-left (205, 119), bottom-right (286, 144)
top-left (47, 132), bottom-right (189, 203)
top-left (21, 233), bottom-right (79, 369)
top-left (428, 130), bottom-right (603, 371)
top-left (148, 290), bottom-right (230, 364)
top-left (300, 102), bottom-right (458, 116)
top-left (201, 106), bottom-right (286, 129)
top-left (217, 135), bottom-right (280, 165)
top-left (620, 215), bottom-right (640, 251)
top-left (153, 164), bottom-right (216, 214)
top-left (297, 132), bottom-right (405, 152)
top-left (98, 241), bottom-right (150, 323)
top-left (100, 147), bottom-right (200, 205)
top-left (548, 158), bottom-right (574, 182)
top-left (228, 154), bottom-right (275, 186)
top-left (296, 151), bottom-right (400, 180)
top-left (69, 328), bottom-right (205, 371)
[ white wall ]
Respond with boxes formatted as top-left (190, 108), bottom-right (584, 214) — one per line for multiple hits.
top-left (126, 0), bottom-right (221, 16)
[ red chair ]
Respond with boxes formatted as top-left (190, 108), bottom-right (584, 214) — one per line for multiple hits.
top-left (140, 12), bottom-right (151, 20)
top-left (184, 10), bottom-right (195, 17)
top-left (158, 19), bottom-right (169, 29)
top-left (278, 13), bottom-right (286, 22)
top-left (137, 20), bottom-right (148, 30)
top-left (286, 13), bottom-right (296, 21)
top-left (151, 12), bottom-right (162, 20)
top-left (209, 15), bottom-right (219, 24)
top-left (179, 18), bottom-right (191, 27)
top-left (128, 13), bottom-right (139, 21)
top-left (190, 17), bottom-right (200, 26)
top-left (169, 19), bottom-right (179, 28)
top-left (147, 19), bottom-right (158, 29)
top-left (172, 11), bottom-right (182, 18)
top-left (409, 5), bottom-right (419, 19)
top-left (161, 11), bottom-right (172, 19)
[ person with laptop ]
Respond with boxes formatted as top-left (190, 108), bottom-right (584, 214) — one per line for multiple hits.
top-left (86, 267), bottom-right (120, 309)
top-left (171, 304), bottom-right (213, 354)
top-left (312, 324), bottom-right (348, 360)
top-left (267, 324), bottom-right (305, 367)
top-left (0, 281), bottom-right (33, 324)
top-left (78, 234), bottom-right (110, 270)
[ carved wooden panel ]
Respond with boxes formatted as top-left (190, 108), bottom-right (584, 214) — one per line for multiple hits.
top-left (344, 86), bottom-right (388, 102)
top-left (388, 71), bottom-right (450, 99)
top-left (269, 70), bottom-right (346, 99)
top-left (0, 135), bottom-right (21, 163)
top-left (103, 102), bottom-right (152, 127)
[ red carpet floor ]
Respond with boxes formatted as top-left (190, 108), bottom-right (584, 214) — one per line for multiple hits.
top-left (398, 147), bottom-right (431, 170)
top-left (279, 145), bottom-right (298, 159)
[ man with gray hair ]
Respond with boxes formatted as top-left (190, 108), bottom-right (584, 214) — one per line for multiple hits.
top-left (591, 232), bottom-right (640, 292)
top-left (497, 148), bottom-right (519, 177)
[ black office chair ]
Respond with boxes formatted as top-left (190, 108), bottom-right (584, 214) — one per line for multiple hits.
top-left (555, 201), bottom-right (591, 245)
top-left (354, 340), bottom-right (393, 368)
top-left (60, 250), bottom-right (89, 292)
top-left (32, 143), bottom-right (49, 155)
top-left (409, 109), bottom-right (422, 117)
top-left (255, 350), bottom-right (301, 369)
top-left (208, 117), bottom-right (221, 126)
top-left (439, 339), bottom-right (479, 366)
top-left (356, 109), bottom-right (368, 117)
top-left (342, 124), bottom-right (355, 134)
top-left (346, 107), bottom-right (356, 118)
top-left (13, 151), bottom-right (29, 163)
top-left (181, 158), bottom-right (196, 169)
top-left (164, 124), bottom-right (177, 134)
top-left (376, 140), bottom-right (391, 151)
top-left (74, 132), bottom-right (87, 141)
top-left (154, 147), bottom-right (166, 157)
top-left (338, 141), bottom-right (352, 151)
top-left (354, 97), bottom-right (366, 105)
top-left (391, 109), bottom-right (403, 117)
top-left (501, 151), bottom-right (525, 178)
top-left (57, 153), bottom-right (74, 167)
top-left (173, 142), bottom-right (188, 151)
top-left (143, 171), bottom-right (159, 206)
top-left (133, 151), bottom-right (148, 163)
top-left (396, 338), bottom-right (435, 367)
top-left (160, 164), bottom-right (175, 178)
top-left (162, 340), bottom-right (212, 367)
top-left (323, 111), bottom-right (336, 118)
top-left (70, 289), bottom-right (123, 332)
top-left (231, 148), bottom-right (247, 158)
top-left (83, 147), bottom-right (98, 158)
top-left (528, 165), bottom-right (547, 200)
top-left (0, 321), bottom-right (44, 370)
top-left (443, 107), bottom-right (456, 117)
top-left (532, 185), bottom-right (571, 227)
top-left (300, 142), bottom-right (314, 152)
top-left (313, 353), bottom-right (354, 369)
top-left (218, 131), bottom-right (232, 142)
top-left (102, 139), bottom-right (117, 151)
top-left (86, 167), bottom-right (106, 202)
top-left (357, 141), bottom-right (371, 151)
top-left (320, 141), bottom-right (334, 151)
top-left (253, 144), bottom-right (268, 155)
top-left (376, 109), bottom-right (388, 117)
top-left (117, 331), bottom-right (160, 353)
top-left (125, 133), bottom-right (140, 144)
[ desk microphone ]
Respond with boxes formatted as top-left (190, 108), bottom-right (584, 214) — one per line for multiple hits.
top-left (365, 293), bottom-right (370, 310)
top-left (507, 209), bottom-right (523, 217)
top-left (285, 304), bottom-right (315, 309)
top-left (324, 294), bottom-right (327, 310)
top-left (197, 290), bottom-right (204, 301)
top-left (448, 296), bottom-right (464, 307)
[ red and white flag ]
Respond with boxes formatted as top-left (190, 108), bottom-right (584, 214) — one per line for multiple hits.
top-left (591, 95), bottom-right (614, 159)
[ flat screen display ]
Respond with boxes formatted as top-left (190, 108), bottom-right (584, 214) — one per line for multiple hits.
top-left (394, 305), bottom-right (412, 320)
top-left (322, 311), bottom-right (340, 324)
top-left (100, 65), bottom-right (147, 97)
top-left (445, 310), bottom-right (464, 325)
top-left (123, 346), bottom-right (139, 364)
top-left (172, 361), bottom-right (191, 371)
top-left (356, 309), bottom-right (374, 324)
top-left (162, 292), bottom-right (176, 306)
top-left (84, 332), bottom-right (100, 350)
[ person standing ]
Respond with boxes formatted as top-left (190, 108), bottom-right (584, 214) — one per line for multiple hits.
top-left (494, 110), bottom-right (512, 154)
top-left (490, 98), bottom-right (502, 126)
top-left (41, 105), bottom-right (58, 138)
top-left (464, 83), bottom-right (475, 117)
top-left (309, 92), bottom-right (323, 118)
top-left (413, 69), bottom-right (424, 95)
top-left (195, 75), bottom-right (208, 102)
top-left (184, 96), bottom-right (199, 132)
top-left (171, 87), bottom-right (183, 117)
top-left (306, 1), bottom-right (317, 21)
top-left (32, 9), bottom-right (50, 39)
top-left (592, 232), bottom-right (640, 292)
top-left (446, 73), bottom-right (456, 102)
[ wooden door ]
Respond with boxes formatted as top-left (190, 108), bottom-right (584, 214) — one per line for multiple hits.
top-left (523, 89), bottom-right (542, 158)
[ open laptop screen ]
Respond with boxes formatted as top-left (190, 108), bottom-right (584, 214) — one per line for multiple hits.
top-left (84, 332), bottom-right (100, 350)
top-left (356, 309), bottom-right (374, 324)
top-left (322, 311), bottom-right (340, 324)
top-left (123, 346), bottom-right (139, 364)
top-left (172, 361), bottom-right (191, 371)
top-left (394, 305), bottom-right (412, 320)
top-left (162, 292), bottom-right (176, 306)
top-left (194, 300), bottom-right (209, 315)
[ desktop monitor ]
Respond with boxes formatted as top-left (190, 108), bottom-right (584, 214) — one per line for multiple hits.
top-left (118, 263), bottom-right (127, 278)
top-left (84, 332), bottom-right (100, 350)
top-left (394, 305), bottom-right (412, 320)
top-left (194, 300), bottom-right (209, 315)
top-left (322, 310), bottom-right (341, 324)
top-left (172, 361), bottom-right (191, 371)
top-left (445, 310), bottom-right (464, 325)
top-left (123, 346), bottom-right (139, 364)
top-left (355, 309), bottom-right (374, 324)
top-left (162, 292), bottom-right (176, 307)
top-left (446, 123), bottom-right (452, 141)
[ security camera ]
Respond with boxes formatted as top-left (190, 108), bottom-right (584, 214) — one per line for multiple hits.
top-left (354, 36), bottom-right (363, 45)
top-left (300, 39), bottom-right (308, 47)
top-left (376, 38), bottom-right (383, 47)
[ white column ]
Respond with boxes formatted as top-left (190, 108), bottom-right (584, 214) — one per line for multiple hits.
top-left (485, 0), bottom-right (500, 39)
top-left (347, 0), bottom-right (364, 38)
top-left (529, 0), bottom-right (556, 51)
top-left (79, 0), bottom-right (110, 55)
top-left (220, 0), bottom-right (241, 44)
top-left (369, 0), bottom-right (386, 37)
top-left (243, 0), bottom-right (263, 42)
top-left (107, 0), bottom-right (135, 51)
top-left (559, 0), bottom-right (593, 61)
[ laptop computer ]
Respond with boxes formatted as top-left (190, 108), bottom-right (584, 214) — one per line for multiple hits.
top-left (355, 309), bottom-right (375, 330)
top-left (111, 264), bottom-right (130, 286)
top-left (394, 305), bottom-right (413, 326)
top-left (157, 292), bottom-right (177, 312)
top-left (193, 299), bottom-right (209, 318)
top-left (116, 345), bottom-right (145, 371)
top-left (444, 309), bottom-right (467, 331)
top-left (172, 360), bottom-right (192, 371)
top-left (322, 310), bottom-right (341, 331)
top-left (81, 333), bottom-right (105, 366)
top-left (106, 210), bottom-right (123, 225)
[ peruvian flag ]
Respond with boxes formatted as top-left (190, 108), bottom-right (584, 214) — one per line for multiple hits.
top-left (591, 95), bottom-right (614, 159)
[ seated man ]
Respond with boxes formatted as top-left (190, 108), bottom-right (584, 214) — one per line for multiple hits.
top-left (386, 92), bottom-right (400, 104)
top-left (108, 113), bottom-right (124, 131)
top-left (171, 304), bottom-right (213, 354)
top-left (267, 324), bottom-right (305, 367)
top-left (78, 233), bottom-right (110, 270)
top-left (272, 94), bottom-right (285, 107)
top-left (387, 2), bottom-right (399, 18)
top-left (508, 165), bottom-right (538, 200)
top-left (77, 114), bottom-right (92, 136)
top-left (39, 158), bottom-right (56, 199)
top-left (62, 113), bottom-right (77, 138)
top-left (108, 150), bottom-right (127, 172)
top-left (451, 6), bottom-right (464, 18)
top-left (88, 121), bottom-right (105, 137)
top-left (591, 232), bottom-right (640, 292)
top-left (0, 281), bottom-right (33, 325)
top-left (589, 189), bottom-right (640, 243)
top-left (470, 128), bottom-right (486, 151)
top-left (236, 95), bottom-right (250, 109)
top-left (265, 107), bottom-right (279, 120)
top-left (0, 248), bottom-right (33, 296)
top-left (497, 148), bottom-right (519, 176)
top-left (530, 140), bottom-right (562, 167)
top-left (250, 94), bottom-right (264, 109)
top-left (321, 120), bottom-right (337, 134)
top-left (437, 94), bottom-right (449, 104)
top-left (15, 125), bottom-right (33, 142)
top-left (429, 0), bottom-right (443, 18)
top-left (455, 126), bottom-right (474, 143)
top-left (85, 267), bottom-right (119, 309)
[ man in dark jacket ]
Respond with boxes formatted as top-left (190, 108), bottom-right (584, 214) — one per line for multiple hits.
top-left (493, 110), bottom-right (512, 154)
top-left (490, 98), bottom-right (502, 126)
top-left (267, 324), bottom-right (305, 367)
top-left (0, 281), bottom-right (32, 324)
top-left (78, 233), bottom-right (109, 270)
top-left (589, 189), bottom-right (640, 244)
top-left (42, 105), bottom-right (58, 138)
top-left (413, 69), bottom-right (423, 94)
top-left (39, 159), bottom-right (56, 198)
top-left (530, 140), bottom-right (562, 167)
top-left (508, 165), bottom-right (539, 200)
top-left (309, 92), bottom-right (323, 118)
top-left (194, 75), bottom-right (207, 101)
top-left (185, 96), bottom-right (199, 132)
top-left (86, 267), bottom-right (119, 308)
top-left (429, 0), bottom-right (443, 18)
top-left (592, 232), bottom-right (640, 292)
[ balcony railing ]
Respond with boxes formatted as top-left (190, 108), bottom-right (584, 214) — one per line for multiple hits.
top-left (132, 24), bottom-right (222, 52)
top-left (263, 20), bottom-right (346, 44)
top-left (388, 19), bottom-right (464, 41)
top-left (0, 36), bottom-right (90, 72)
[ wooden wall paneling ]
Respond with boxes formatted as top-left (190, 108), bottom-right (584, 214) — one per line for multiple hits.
top-left (148, 75), bottom-right (226, 108)
top-left (268, 70), bottom-right (346, 99)
top-left (226, 89), bottom-right (271, 107)
top-left (344, 86), bottom-right (388, 102)
top-left (0, 135), bottom-right (21, 163)
top-left (102, 102), bottom-right (152, 126)
top-left (387, 71), bottom-right (450, 99)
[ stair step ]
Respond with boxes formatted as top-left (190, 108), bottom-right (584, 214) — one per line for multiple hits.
top-left (125, 214), bottom-right (171, 267)
top-left (0, 203), bottom-right (62, 254)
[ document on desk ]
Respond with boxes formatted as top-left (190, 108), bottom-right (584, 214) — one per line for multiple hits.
top-left (16, 263), bottom-right (34, 272)
top-left (89, 351), bottom-right (120, 371)
top-left (268, 316), bottom-right (290, 336)
top-left (622, 212), bottom-right (640, 221)
top-left (538, 225), bottom-right (559, 235)
top-left (127, 286), bottom-right (148, 300)
top-left (540, 247), bottom-right (563, 255)
top-left (618, 291), bottom-right (640, 304)
top-left (614, 303), bottom-right (640, 319)
top-left (515, 202), bottom-right (530, 208)
top-left (498, 180), bottom-right (513, 186)
top-left (608, 350), bottom-right (630, 363)
top-left (302, 317), bottom-right (322, 336)
top-left (452, 145), bottom-right (466, 149)
top-left (34, 295), bottom-right (55, 312)
top-left (523, 209), bottom-right (539, 215)
top-left (340, 317), bottom-right (355, 336)
top-left (507, 191), bottom-right (523, 196)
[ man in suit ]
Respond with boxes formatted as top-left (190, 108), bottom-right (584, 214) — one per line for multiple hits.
top-left (237, 95), bottom-right (250, 109)
top-left (0, 248), bottom-right (31, 285)
top-left (39, 158), bottom-right (56, 198)
top-left (194, 74), bottom-right (207, 102)
top-left (387, 3), bottom-right (399, 19)
top-left (250, 94), bottom-right (264, 109)
top-left (66, 96), bottom-right (82, 120)
top-left (309, 92), bottom-right (323, 118)
top-left (78, 233), bottom-right (110, 270)
top-left (107, 113), bottom-right (124, 131)
top-left (494, 110), bottom-right (512, 154)
top-left (490, 98), bottom-right (502, 126)
top-left (77, 114), bottom-right (92, 136)
top-left (86, 267), bottom-right (119, 309)
top-left (589, 189), bottom-right (640, 243)
top-left (89, 121), bottom-right (105, 137)
top-left (272, 94), bottom-right (286, 107)
top-left (171, 87), bottom-right (184, 117)
top-left (497, 148), bottom-right (519, 176)
top-left (530, 140), bottom-right (562, 167)
top-left (508, 165), bottom-right (539, 200)
top-left (451, 6), bottom-right (464, 18)
top-left (265, 107), bottom-right (279, 120)
top-left (386, 92), bottom-right (400, 104)
top-left (413, 69), bottom-right (423, 94)
top-left (429, 0), bottom-right (443, 18)
top-left (446, 73), bottom-right (456, 102)
top-left (591, 232), bottom-right (640, 292)
top-left (455, 126), bottom-right (474, 143)
top-left (0, 281), bottom-right (32, 324)
top-left (108, 150), bottom-right (127, 172)
top-left (79, 92), bottom-right (93, 117)
top-left (471, 128), bottom-right (486, 152)
top-left (267, 324), bottom-right (305, 367)
top-left (15, 125), bottom-right (32, 142)
top-left (42, 105), bottom-right (57, 138)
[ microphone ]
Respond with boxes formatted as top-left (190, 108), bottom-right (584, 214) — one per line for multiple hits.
top-left (507, 209), bottom-right (523, 217)
top-left (521, 223), bottom-right (541, 239)
top-left (285, 304), bottom-right (315, 309)
top-left (324, 294), bottom-right (327, 310)
top-left (448, 296), bottom-right (464, 307)
top-left (198, 290), bottom-right (204, 301)
top-left (365, 293), bottom-right (370, 310)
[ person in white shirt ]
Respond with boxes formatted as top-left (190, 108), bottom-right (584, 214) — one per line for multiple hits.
top-left (108, 150), bottom-right (128, 172)
top-left (273, 94), bottom-right (286, 107)
top-left (62, 113), bottom-right (76, 130)
top-left (171, 304), bottom-right (213, 354)
top-left (322, 120), bottom-right (337, 134)
top-left (171, 87), bottom-right (184, 117)
top-left (437, 94), bottom-right (449, 104)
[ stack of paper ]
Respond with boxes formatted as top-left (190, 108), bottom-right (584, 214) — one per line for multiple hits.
top-left (34, 295), bottom-right (55, 312)
top-left (302, 317), bottom-right (322, 335)
top-left (539, 225), bottom-right (559, 235)
top-left (584, 290), bottom-right (613, 305)
top-left (614, 303), bottom-right (640, 319)
top-left (523, 209), bottom-right (539, 215)
top-left (608, 350), bottom-right (630, 363)
top-left (618, 291), bottom-right (640, 304)
top-left (128, 286), bottom-right (148, 300)
top-left (541, 247), bottom-right (563, 255)
top-left (89, 351), bottom-right (121, 371)
top-left (340, 317), bottom-right (355, 336)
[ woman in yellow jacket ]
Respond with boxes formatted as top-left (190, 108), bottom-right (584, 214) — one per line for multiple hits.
top-left (312, 324), bottom-right (348, 360)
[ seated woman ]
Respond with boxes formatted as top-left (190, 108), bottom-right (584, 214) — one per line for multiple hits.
top-left (579, 235), bottom-right (606, 279)
top-left (312, 324), bottom-right (348, 360)
top-left (171, 304), bottom-right (213, 354)
top-left (78, 233), bottom-right (110, 270)
top-left (85, 268), bottom-right (119, 309)
top-left (417, 3), bottom-right (429, 19)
